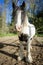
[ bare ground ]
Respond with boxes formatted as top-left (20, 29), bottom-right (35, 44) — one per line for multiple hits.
top-left (0, 36), bottom-right (43, 65)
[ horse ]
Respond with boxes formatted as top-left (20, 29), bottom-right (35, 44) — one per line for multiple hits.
top-left (14, 1), bottom-right (36, 63)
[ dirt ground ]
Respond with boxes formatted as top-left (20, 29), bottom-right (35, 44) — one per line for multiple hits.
top-left (0, 36), bottom-right (43, 65)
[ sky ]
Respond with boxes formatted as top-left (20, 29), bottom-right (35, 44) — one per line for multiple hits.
top-left (0, 0), bottom-right (4, 15)
top-left (0, 0), bottom-right (12, 23)
top-left (0, 0), bottom-right (43, 23)
top-left (0, 0), bottom-right (4, 5)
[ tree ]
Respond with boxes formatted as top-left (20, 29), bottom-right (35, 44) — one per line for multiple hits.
top-left (1, 0), bottom-right (9, 33)
top-left (10, 0), bottom-right (16, 33)
top-left (0, 5), bottom-right (3, 33)
top-left (0, 15), bottom-right (2, 33)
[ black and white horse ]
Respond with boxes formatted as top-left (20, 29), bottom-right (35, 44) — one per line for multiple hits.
top-left (14, 2), bottom-right (35, 63)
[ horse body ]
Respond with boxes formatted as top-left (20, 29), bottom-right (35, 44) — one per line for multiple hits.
top-left (21, 22), bottom-right (35, 39)
top-left (14, 1), bottom-right (36, 63)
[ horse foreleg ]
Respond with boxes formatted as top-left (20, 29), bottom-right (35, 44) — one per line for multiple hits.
top-left (18, 41), bottom-right (24, 61)
top-left (26, 38), bottom-right (33, 63)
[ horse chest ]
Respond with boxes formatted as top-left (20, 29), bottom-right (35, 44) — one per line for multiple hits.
top-left (21, 26), bottom-right (35, 35)
top-left (21, 26), bottom-right (29, 35)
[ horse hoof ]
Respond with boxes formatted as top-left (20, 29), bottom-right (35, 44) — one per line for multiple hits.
top-left (26, 59), bottom-right (33, 63)
top-left (26, 57), bottom-right (33, 63)
top-left (18, 56), bottom-right (22, 61)
top-left (29, 58), bottom-right (33, 63)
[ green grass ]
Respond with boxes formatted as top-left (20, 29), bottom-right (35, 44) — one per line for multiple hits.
top-left (0, 32), bottom-right (43, 37)
top-left (37, 34), bottom-right (43, 37)
top-left (0, 33), bottom-right (17, 37)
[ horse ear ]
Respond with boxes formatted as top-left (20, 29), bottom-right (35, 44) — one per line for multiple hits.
top-left (12, 2), bottom-right (16, 9)
top-left (20, 1), bottom-right (26, 10)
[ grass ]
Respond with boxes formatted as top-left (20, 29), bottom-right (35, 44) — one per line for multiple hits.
top-left (0, 33), bottom-right (17, 37)
top-left (37, 34), bottom-right (43, 37)
top-left (0, 32), bottom-right (43, 37)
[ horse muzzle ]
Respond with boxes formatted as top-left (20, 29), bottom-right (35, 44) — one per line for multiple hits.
top-left (15, 25), bottom-right (22, 32)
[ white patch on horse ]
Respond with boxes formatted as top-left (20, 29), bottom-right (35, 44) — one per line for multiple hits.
top-left (16, 10), bottom-right (22, 28)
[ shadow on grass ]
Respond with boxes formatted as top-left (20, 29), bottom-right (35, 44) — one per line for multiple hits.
top-left (0, 42), bottom-right (19, 60)
top-left (0, 42), bottom-right (19, 49)
top-left (32, 38), bottom-right (43, 47)
top-left (0, 50), bottom-right (18, 60)
top-left (0, 42), bottom-right (26, 62)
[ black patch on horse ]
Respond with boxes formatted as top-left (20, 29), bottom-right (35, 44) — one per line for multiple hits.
top-left (19, 33), bottom-right (29, 42)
